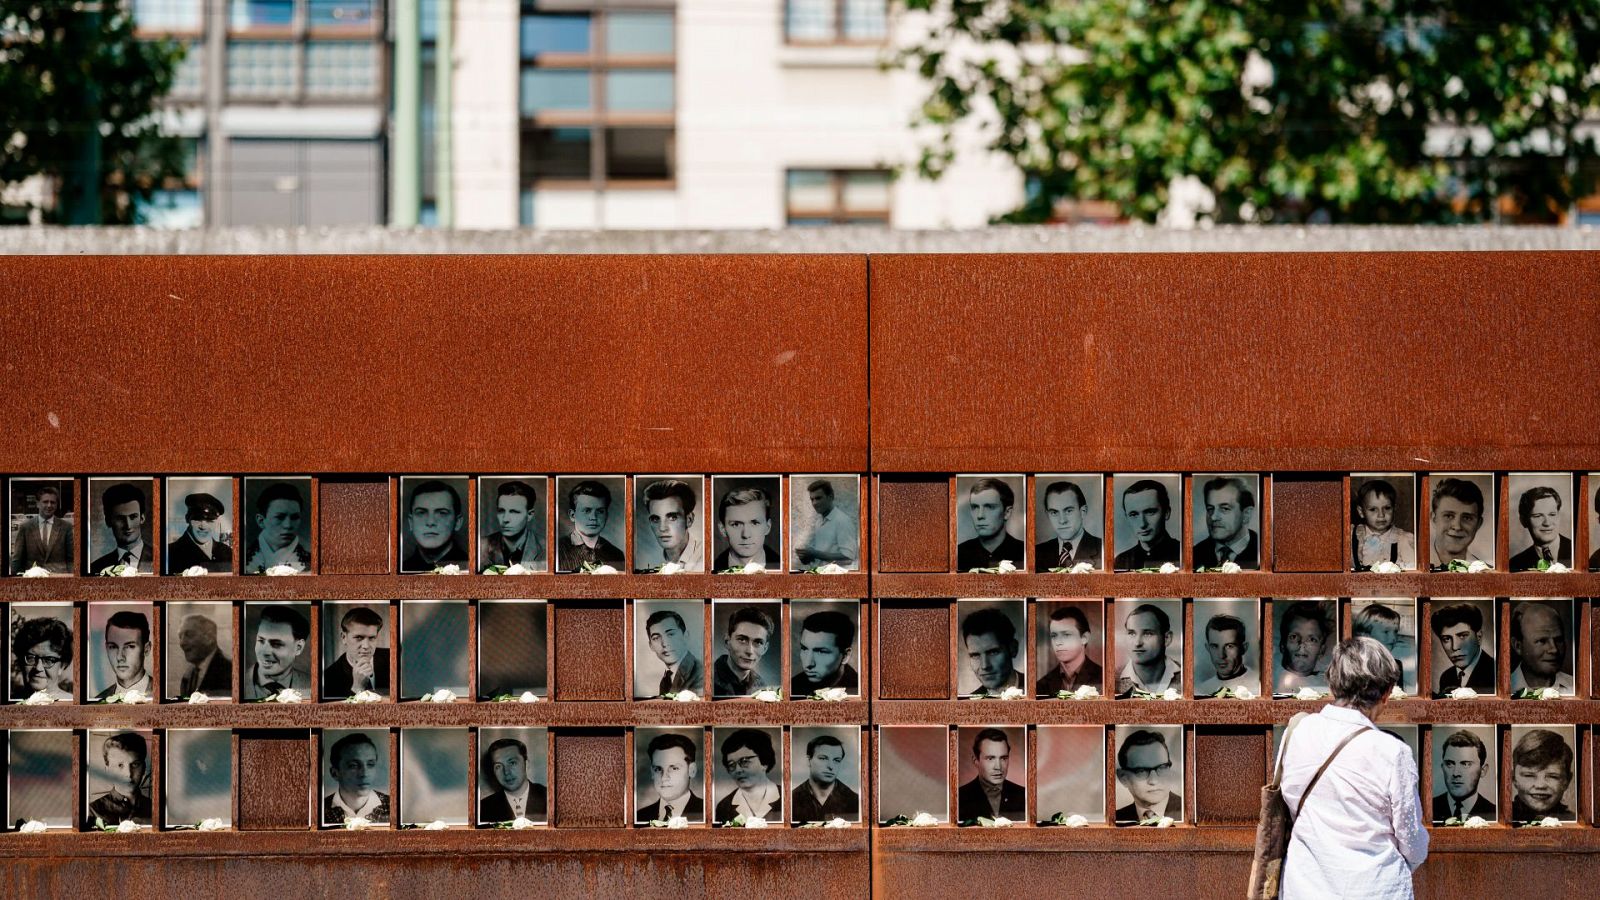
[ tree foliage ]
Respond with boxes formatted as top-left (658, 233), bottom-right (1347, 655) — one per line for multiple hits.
top-left (0, 0), bottom-right (186, 224)
top-left (898, 0), bottom-right (1600, 223)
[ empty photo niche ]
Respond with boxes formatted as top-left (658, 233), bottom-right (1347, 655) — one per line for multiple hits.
top-left (957, 599), bottom-right (1027, 698)
top-left (790, 726), bottom-right (862, 824)
top-left (164, 729), bottom-right (232, 828)
top-left (1352, 598), bottom-right (1418, 695)
top-left (399, 728), bottom-right (469, 827)
top-left (1034, 476), bottom-right (1104, 572)
top-left (478, 727), bottom-right (549, 826)
top-left (401, 601), bottom-right (469, 699)
top-left (1034, 599), bottom-right (1104, 697)
top-left (84, 729), bottom-right (153, 829)
top-left (321, 602), bottom-right (391, 701)
top-left (635, 600), bottom-right (707, 700)
top-left (166, 601), bottom-right (234, 701)
top-left (477, 601), bottom-right (548, 700)
top-left (8, 729), bottom-right (74, 830)
top-left (1036, 725), bottom-right (1106, 824)
top-left (877, 726), bottom-right (948, 824)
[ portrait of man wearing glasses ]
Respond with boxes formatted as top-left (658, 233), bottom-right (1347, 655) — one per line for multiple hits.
top-left (1115, 728), bottom-right (1183, 825)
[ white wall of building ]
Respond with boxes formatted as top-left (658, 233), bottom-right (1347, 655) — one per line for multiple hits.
top-left (451, 0), bottom-right (521, 229)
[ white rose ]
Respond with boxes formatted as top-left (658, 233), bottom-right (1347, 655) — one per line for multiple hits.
top-left (198, 818), bottom-right (227, 832)
top-left (1537, 816), bottom-right (1562, 828)
top-left (425, 689), bottom-right (458, 703)
top-left (1389, 686), bottom-right (1406, 700)
top-left (1067, 561), bottom-right (1095, 574)
top-left (673, 690), bottom-right (699, 702)
top-left (823, 817), bottom-right (850, 829)
top-left (665, 816), bottom-right (689, 829)
top-left (115, 820), bottom-right (141, 833)
top-left (1071, 686), bottom-right (1101, 700)
top-left (1295, 687), bottom-right (1324, 701)
top-left (519, 691), bottom-right (541, 703)
top-left (343, 816), bottom-right (374, 831)
top-left (350, 690), bottom-right (382, 704)
top-left (1063, 814), bottom-right (1088, 828)
top-left (1155, 816), bottom-right (1175, 828)
top-left (589, 564), bottom-right (619, 575)
top-left (742, 817), bottom-right (768, 829)
top-left (815, 687), bottom-right (849, 702)
top-left (22, 691), bottom-right (54, 705)
top-left (658, 561), bottom-right (686, 575)
top-left (996, 560), bottom-right (1018, 573)
top-left (504, 563), bottom-right (533, 575)
top-left (753, 688), bottom-right (782, 702)
top-left (434, 564), bottom-right (464, 576)
top-left (21, 565), bottom-right (50, 578)
top-left (274, 688), bottom-right (304, 704)
top-left (119, 688), bottom-right (150, 704)
top-left (181, 565), bottom-right (208, 577)
top-left (264, 564), bottom-right (302, 576)
top-left (1160, 688), bottom-right (1181, 701)
top-left (910, 812), bottom-right (940, 827)
top-left (1545, 562), bottom-right (1571, 573)
top-left (1466, 560), bottom-right (1491, 573)
top-left (423, 820), bottom-right (449, 830)
top-left (816, 563), bottom-right (848, 575)
top-left (1449, 687), bottom-right (1479, 700)
top-left (511, 816), bottom-right (537, 830)
top-left (740, 561), bottom-right (767, 575)
top-left (19, 820), bottom-right (48, 834)
top-left (1157, 562), bottom-right (1179, 574)
top-left (987, 816), bottom-right (1013, 828)
top-left (1370, 560), bottom-right (1403, 574)
top-left (1538, 687), bottom-right (1561, 700)
top-left (118, 565), bottom-right (141, 578)
top-left (1231, 686), bottom-right (1256, 700)
top-left (1218, 561), bottom-right (1242, 574)
top-left (1462, 815), bottom-right (1489, 828)
top-left (999, 686), bottom-right (1026, 700)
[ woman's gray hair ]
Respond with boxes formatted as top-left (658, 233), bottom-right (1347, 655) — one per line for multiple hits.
top-left (1326, 637), bottom-right (1400, 708)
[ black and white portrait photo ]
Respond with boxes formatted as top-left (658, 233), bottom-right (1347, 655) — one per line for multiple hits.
top-left (321, 729), bottom-right (391, 826)
top-left (163, 476), bottom-right (233, 575)
top-left (9, 603), bottom-right (74, 702)
top-left (399, 476), bottom-right (471, 574)
top-left (1591, 474), bottom-right (1600, 570)
top-left (710, 476), bottom-right (782, 571)
top-left (957, 599), bottom-right (1027, 697)
top-left (790, 600), bottom-right (860, 696)
top-left (555, 476), bottom-right (626, 572)
top-left (790, 726), bottom-right (862, 824)
top-left (634, 727), bottom-right (705, 825)
top-left (956, 725), bottom-right (1026, 822)
top-left (634, 600), bottom-right (706, 699)
top-left (1033, 475), bottom-right (1103, 571)
top-left (1036, 726), bottom-right (1105, 824)
top-left (1034, 600), bottom-right (1103, 696)
top-left (1352, 598), bottom-right (1418, 695)
top-left (1114, 725), bottom-right (1183, 826)
top-left (8, 477), bottom-right (74, 575)
top-left (86, 603), bottom-right (154, 701)
top-left (1113, 598), bottom-right (1182, 697)
top-left (1350, 474), bottom-right (1417, 571)
top-left (242, 602), bottom-right (311, 700)
top-left (1429, 598), bottom-right (1496, 697)
top-left (1192, 598), bottom-right (1260, 697)
top-left (86, 477), bottom-right (155, 575)
top-left (166, 602), bottom-right (234, 700)
top-left (164, 729), bottom-right (232, 828)
top-left (1191, 474), bottom-right (1261, 570)
top-left (84, 729), bottom-right (153, 829)
top-left (241, 477), bottom-right (312, 574)
top-left (712, 727), bottom-right (783, 825)
top-left (477, 476), bottom-right (548, 573)
top-left (477, 600), bottom-right (548, 700)
top-left (8, 729), bottom-right (73, 829)
top-left (1509, 598), bottom-right (1575, 696)
top-left (1272, 599), bottom-right (1335, 695)
top-left (321, 602), bottom-right (390, 701)
top-left (1379, 726), bottom-right (1422, 782)
top-left (400, 601), bottom-right (469, 699)
top-left (399, 728), bottom-right (468, 827)
top-left (954, 474), bottom-right (1025, 572)
top-left (790, 475), bottom-right (861, 572)
top-left (1507, 474), bottom-right (1574, 571)
top-left (634, 476), bottom-right (706, 573)
top-left (1111, 474), bottom-right (1181, 571)
top-left (1432, 725), bottom-right (1496, 823)
top-left (478, 727), bottom-right (549, 825)
top-left (877, 725), bottom-right (948, 825)
top-left (1508, 725), bottom-right (1578, 823)
top-left (1426, 473), bottom-right (1495, 571)
top-left (711, 600), bottom-right (780, 698)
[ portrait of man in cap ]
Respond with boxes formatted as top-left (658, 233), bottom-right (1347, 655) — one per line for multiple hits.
top-left (166, 490), bottom-right (233, 574)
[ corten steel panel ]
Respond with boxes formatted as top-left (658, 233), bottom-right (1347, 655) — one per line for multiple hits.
top-left (876, 601), bottom-right (952, 699)
top-left (236, 730), bottom-right (311, 830)
top-left (553, 601), bottom-right (627, 701)
top-left (1194, 727), bottom-right (1268, 825)
top-left (868, 252), bottom-right (1600, 471)
top-left (0, 255), bottom-right (868, 473)
top-left (1271, 475), bottom-right (1345, 572)
top-left (552, 729), bottom-right (627, 828)
top-left (318, 477), bottom-right (391, 574)
top-left (877, 477), bottom-right (951, 573)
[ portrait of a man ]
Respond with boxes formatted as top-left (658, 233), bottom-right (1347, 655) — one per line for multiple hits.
top-left (1112, 476), bottom-right (1181, 571)
top-left (1430, 600), bottom-right (1496, 696)
top-left (1507, 475), bottom-right (1573, 571)
top-left (322, 730), bottom-right (390, 826)
top-left (1193, 601), bottom-right (1259, 696)
top-left (1509, 726), bottom-right (1577, 823)
top-left (956, 726), bottom-right (1026, 822)
top-left (1272, 599), bottom-right (1333, 694)
top-left (164, 487), bottom-right (232, 575)
top-left (10, 605), bottom-right (74, 701)
top-left (634, 477), bottom-right (705, 573)
top-left (399, 477), bottom-right (470, 574)
top-left (85, 731), bottom-right (153, 828)
top-left (556, 477), bottom-right (626, 572)
top-left (711, 477), bottom-right (781, 571)
top-left (322, 604), bottom-right (390, 699)
top-left (9, 478), bottom-right (74, 574)
top-left (243, 603), bottom-right (310, 700)
top-left (712, 602), bottom-right (779, 697)
top-left (478, 733), bottom-right (548, 824)
top-left (91, 607), bottom-right (153, 700)
top-left (955, 475), bottom-right (1025, 572)
top-left (635, 729), bottom-right (704, 824)
top-left (1191, 475), bottom-right (1260, 570)
top-left (1115, 727), bottom-right (1183, 825)
top-left (1432, 727), bottom-right (1495, 823)
top-left (242, 478), bottom-right (312, 574)
top-left (1114, 600), bottom-right (1182, 697)
top-left (1352, 599), bottom-right (1416, 695)
top-left (790, 727), bottom-right (861, 824)
top-left (87, 478), bottom-right (154, 574)
top-left (790, 603), bottom-right (859, 696)
top-left (478, 477), bottom-right (547, 573)
top-left (1509, 599), bottom-right (1574, 695)
top-left (168, 603), bottom-right (232, 699)
top-left (1591, 476), bottom-right (1600, 570)
top-left (634, 601), bottom-right (705, 699)
top-left (1427, 475), bottom-right (1494, 571)
top-left (1033, 477), bottom-right (1102, 571)
top-left (1036, 726), bottom-right (1106, 824)
top-left (713, 727), bottom-right (782, 825)
top-left (1035, 602), bottom-right (1102, 696)
top-left (958, 602), bottom-right (1026, 697)
top-left (790, 475), bottom-right (860, 571)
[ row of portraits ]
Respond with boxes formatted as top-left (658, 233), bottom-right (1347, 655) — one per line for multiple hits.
top-left (949, 472), bottom-right (1600, 573)
top-left (949, 596), bottom-right (1581, 699)
top-left (4, 475), bottom-right (862, 577)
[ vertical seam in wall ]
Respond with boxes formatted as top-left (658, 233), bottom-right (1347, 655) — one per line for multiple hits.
top-left (864, 251), bottom-right (875, 899)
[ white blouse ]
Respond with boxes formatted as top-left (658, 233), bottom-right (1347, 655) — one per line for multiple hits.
top-left (1279, 705), bottom-right (1429, 900)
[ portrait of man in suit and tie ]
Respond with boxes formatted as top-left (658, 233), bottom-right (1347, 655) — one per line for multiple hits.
top-left (477, 732), bottom-right (549, 825)
top-left (1112, 475), bottom-right (1181, 571)
top-left (399, 477), bottom-right (470, 574)
top-left (322, 604), bottom-right (390, 700)
top-left (633, 601), bottom-right (705, 699)
top-left (956, 727), bottom-right (1026, 822)
top-left (1191, 475), bottom-right (1260, 570)
top-left (1432, 727), bottom-right (1496, 823)
top-left (166, 603), bottom-right (233, 700)
top-left (1115, 726), bottom-right (1184, 825)
top-left (89, 606), bottom-right (153, 701)
top-left (635, 728), bottom-right (705, 824)
top-left (242, 478), bottom-right (313, 574)
top-left (1507, 476), bottom-right (1573, 572)
top-left (1033, 476), bottom-right (1103, 571)
top-left (164, 483), bottom-right (233, 575)
top-left (955, 475), bottom-right (1026, 572)
top-left (87, 478), bottom-right (155, 575)
top-left (9, 478), bottom-right (73, 574)
top-left (710, 476), bottom-right (783, 571)
top-left (556, 476), bottom-right (627, 572)
top-left (243, 603), bottom-right (311, 700)
top-left (1431, 600), bottom-right (1496, 696)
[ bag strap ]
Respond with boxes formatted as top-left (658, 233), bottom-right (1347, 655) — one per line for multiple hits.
top-left (1289, 726), bottom-right (1368, 821)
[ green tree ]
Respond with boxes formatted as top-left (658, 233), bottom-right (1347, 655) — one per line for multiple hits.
top-left (1, 0), bottom-right (187, 224)
top-left (898, 1), bottom-right (1600, 224)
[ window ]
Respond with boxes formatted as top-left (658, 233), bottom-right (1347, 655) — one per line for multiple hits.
top-left (785, 169), bottom-right (891, 225)
top-left (224, 0), bottom-right (381, 100)
top-left (518, 4), bottom-right (676, 191)
top-left (133, 0), bottom-right (203, 32)
top-left (785, 0), bottom-right (887, 44)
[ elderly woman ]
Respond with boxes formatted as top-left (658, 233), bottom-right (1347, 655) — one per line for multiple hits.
top-left (1278, 637), bottom-right (1428, 899)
